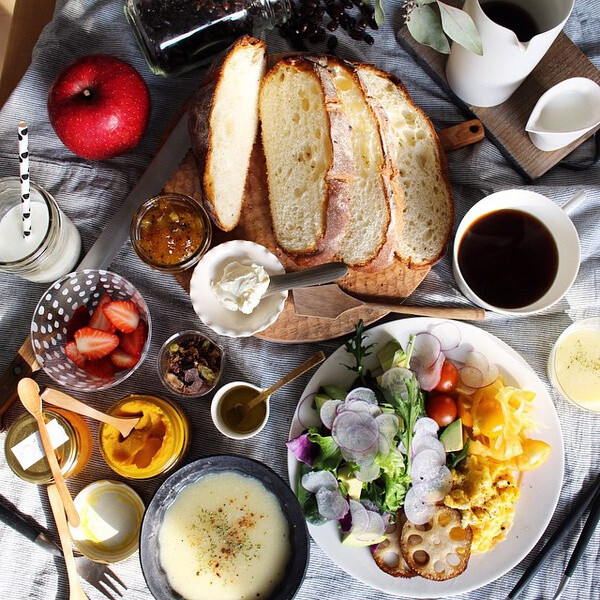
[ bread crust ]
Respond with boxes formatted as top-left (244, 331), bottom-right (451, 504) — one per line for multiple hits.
top-left (261, 57), bottom-right (354, 267)
top-left (354, 63), bottom-right (453, 269)
top-left (188, 36), bottom-right (266, 231)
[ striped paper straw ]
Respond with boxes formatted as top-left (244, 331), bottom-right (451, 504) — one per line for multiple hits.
top-left (17, 121), bottom-right (31, 238)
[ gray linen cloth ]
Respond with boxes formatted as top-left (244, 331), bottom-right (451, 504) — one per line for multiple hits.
top-left (0, 1), bottom-right (598, 599)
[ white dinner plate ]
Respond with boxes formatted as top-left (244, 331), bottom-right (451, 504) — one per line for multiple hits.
top-left (287, 318), bottom-right (564, 598)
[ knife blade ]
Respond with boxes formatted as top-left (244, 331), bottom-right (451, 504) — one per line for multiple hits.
top-left (0, 110), bottom-right (191, 427)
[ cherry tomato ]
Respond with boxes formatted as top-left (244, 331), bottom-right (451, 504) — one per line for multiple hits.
top-left (434, 360), bottom-right (459, 393)
top-left (426, 394), bottom-right (458, 427)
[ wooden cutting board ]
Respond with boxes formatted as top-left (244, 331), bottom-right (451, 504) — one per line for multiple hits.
top-left (165, 142), bottom-right (429, 343)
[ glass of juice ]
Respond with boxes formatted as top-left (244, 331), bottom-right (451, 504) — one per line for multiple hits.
top-left (0, 177), bottom-right (81, 283)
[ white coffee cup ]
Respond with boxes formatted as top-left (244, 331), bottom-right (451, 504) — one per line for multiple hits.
top-left (453, 189), bottom-right (580, 315)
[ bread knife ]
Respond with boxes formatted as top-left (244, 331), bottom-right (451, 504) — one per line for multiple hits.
top-left (0, 111), bottom-right (191, 428)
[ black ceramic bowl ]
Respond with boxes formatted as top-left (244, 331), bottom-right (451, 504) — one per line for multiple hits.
top-left (139, 454), bottom-right (310, 600)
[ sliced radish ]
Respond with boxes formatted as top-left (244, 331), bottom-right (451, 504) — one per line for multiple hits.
top-left (376, 413), bottom-right (399, 442)
top-left (301, 470), bottom-right (338, 493)
top-left (297, 393), bottom-right (322, 430)
top-left (444, 343), bottom-right (474, 365)
top-left (340, 440), bottom-right (379, 466)
top-left (349, 500), bottom-right (386, 540)
top-left (417, 352), bottom-right (445, 391)
top-left (413, 417), bottom-right (439, 437)
top-left (320, 399), bottom-right (343, 430)
top-left (404, 487), bottom-right (435, 525)
top-left (411, 435), bottom-right (446, 464)
top-left (332, 411), bottom-right (379, 453)
top-left (346, 387), bottom-right (377, 404)
top-left (315, 488), bottom-right (349, 521)
top-left (339, 399), bottom-right (381, 417)
top-left (380, 367), bottom-right (413, 401)
top-left (411, 466), bottom-right (453, 503)
top-left (355, 462), bottom-right (380, 483)
top-left (349, 499), bottom-right (369, 535)
top-left (460, 365), bottom-right (484, 389)
top-left (430, 322), bottom-right (461, 351)
top-left (411, 449), bottom-right (445, 482)
top-left (411, 332), bottom-right (442, 371)
top-left (379, 435), bottom-right (391, 456)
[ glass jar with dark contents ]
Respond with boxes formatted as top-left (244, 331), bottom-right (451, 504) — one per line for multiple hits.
top-left (125, 0), bottom-right (292, 76)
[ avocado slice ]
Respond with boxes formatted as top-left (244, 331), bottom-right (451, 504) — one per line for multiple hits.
top-left (322, 384), bottom-right (347, 401)
top-left (377, 340), bottom-right (404, 371)
top-left (314, 392), bottom-right (331, 413)
top-left (337, 466), bottom-right (362, 500)
top-left (341, 530), bottom-right (386, 547)
top-left (440, 418), bottom-right (464, 453)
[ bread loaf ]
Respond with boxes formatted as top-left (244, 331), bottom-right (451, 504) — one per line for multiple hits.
top-left (355, 64), bottom-right (453, 268)
top-left (259, 57), bottom-right (354, 263)
top-left (305, 56), bottom-right (403, 271)
top-left (188, 36), bottom-right (266, 231)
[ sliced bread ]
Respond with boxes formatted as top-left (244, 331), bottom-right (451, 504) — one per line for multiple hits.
top-left (259, 57), bottom-right (354, 263)
top-left (188, 36), bottom-right (266, 231)
top-left (306, 56), bottom-right (403, 271)
top-left (355, 64), bottom-right (453, 268)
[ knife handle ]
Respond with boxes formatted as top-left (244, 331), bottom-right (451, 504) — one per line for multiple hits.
top-left (0, 495), bottom-right (43, 543)
top-left (369, 303), bottom-right (485, 321)
top-left (439, 119), bottom-right (485, 152)
top-left (0, 338), bottom-right (40, 430)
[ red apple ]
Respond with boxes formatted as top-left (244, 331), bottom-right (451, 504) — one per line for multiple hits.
top-left (47, 54), bottom-right (151, 161)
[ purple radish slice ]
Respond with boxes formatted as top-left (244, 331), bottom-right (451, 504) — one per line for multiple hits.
top-left (444, 343), bottom-right (474, 365)
top-left (379, 435), bottom-right (391, 456)
top-left (465, 351), bottom-right (500, 387)
top-left (403, 487), bottom-right (435, 525)
top-left (411, 466), bottom-right (453, 503)
top-left (413, 417), bottom-right (439, 437)
top-left (411, 332), bottom-right (442, 370)
top-left (339, 398), bottom-right (381, 417)
top-left (340, 440), bottom-right (379, 466)
top-left (332, 411), bottom-right (379, 453)
top-left (345, 387), bottom-right (378, 404)
top-left (411, 449), bottom-right (446, 482)
top-left (430, 322), bottom-right (461, 351)
top-left (411, 435), bottom-right (446, 463)
top-left (460, 365), bottom-right (484, 389)
top-left (315, 488), bottom-right (349, 521)
top-left (380, 367), bottom-right (413, 401)
top-left (349, 500), bottom-right (386, 540)
top-left (348, 499), bottom-right (370, 535)
top-left (297, 392), bottom-right (322, 430)
top-left (417, 352), bottom-right (445, 391)
top-left (376, 413), bottom-right (399, 442)
top-left (355, 462), bottom-right (381, 483)
top-left (301, 469), bottom-right (339, 493)
top-left (320, 399), bottom-right (343, 430)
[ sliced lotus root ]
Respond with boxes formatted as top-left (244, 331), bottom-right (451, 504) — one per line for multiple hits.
top-left (400, 505), bottom-right (472, 581)
top-left (372, 513), bottom-right (416, 578)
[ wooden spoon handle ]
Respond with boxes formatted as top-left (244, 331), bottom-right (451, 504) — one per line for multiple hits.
top-left (35, 413), bottom-right (80, 528)
top-left (47, 485), bottom-right (89, 600)
top-left (41, 388), bottom-right (140, 438)
top-left (248, 351), bottom-right (326, 411)
top-left (368, 303), bottom-right (485, 321)
top-left (438, 119), bottom-right (485, 152)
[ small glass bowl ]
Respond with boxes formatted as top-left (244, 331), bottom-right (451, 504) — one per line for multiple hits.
top-left (99, 394), bottom-right (190, 480)
top-left (157, 330), bottom-right (224, 398)
top-left (31, 270), bottom-right (152, 392)
top-left (130, 193), bottom-right (212, 273)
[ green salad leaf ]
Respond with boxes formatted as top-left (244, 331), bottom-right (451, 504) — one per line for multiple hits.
top-left (308, 428), bottom-right (343, 471)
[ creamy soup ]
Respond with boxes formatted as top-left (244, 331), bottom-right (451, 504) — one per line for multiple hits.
top-left (158, 471), bottom-right (291, 600)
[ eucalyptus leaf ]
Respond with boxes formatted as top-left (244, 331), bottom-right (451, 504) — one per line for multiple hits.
top-left (406, 5), bottom-right (451, 54)
top-left (437, 1), bottom-right (483, 55)
top-left (416, 0), bottom-right (436, 4)
top-left (374, 0), bottom-right (386, 28)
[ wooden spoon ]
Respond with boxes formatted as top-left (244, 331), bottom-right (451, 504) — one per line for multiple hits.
top-left (226, 351), bottom-right (326, 426)
top-left (292, 284), bottom-right (485, 321)
top-left (47, 484), bottom-right (89, 600)
top-left (17, 378), bottom-right (80, 528)
top-left (41, 387), bottom-right (140, 438)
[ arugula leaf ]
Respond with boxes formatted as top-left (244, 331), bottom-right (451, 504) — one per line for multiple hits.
top-left (447, 438), bottom-right (470, 469)
top-left (342, 320), bottom-right (374, 387)
top-left (308, 429), bottom-right (343, 471)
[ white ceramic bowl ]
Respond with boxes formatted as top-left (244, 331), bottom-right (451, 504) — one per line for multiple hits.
top-left (453, 190), bottom-right (580, 315)
top-left (189, 240), bottom-right (286, 337)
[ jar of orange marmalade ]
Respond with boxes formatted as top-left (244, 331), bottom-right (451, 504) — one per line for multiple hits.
top-left (5, 409), bottom-right (93, 484)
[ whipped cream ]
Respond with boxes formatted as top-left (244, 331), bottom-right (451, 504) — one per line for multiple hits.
top-left (210, 261), bottom-right (270, 314)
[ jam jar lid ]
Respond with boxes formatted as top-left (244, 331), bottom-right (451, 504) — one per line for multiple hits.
top-left (5, 410), bottom-right (78, 484)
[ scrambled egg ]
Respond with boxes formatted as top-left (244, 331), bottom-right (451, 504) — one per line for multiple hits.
top-left (444, 454), bottom-right (519, 554)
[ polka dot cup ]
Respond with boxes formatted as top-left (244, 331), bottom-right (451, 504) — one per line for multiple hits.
top-left (31, 270), bottom-right (152, 392)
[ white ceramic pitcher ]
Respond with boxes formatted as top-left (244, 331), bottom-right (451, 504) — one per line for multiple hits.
top-left (446, 0), bottom-right (574, 107)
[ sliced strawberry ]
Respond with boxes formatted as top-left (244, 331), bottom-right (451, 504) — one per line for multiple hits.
top-left (65, 306), bottom-right (90, 341)
top-left (74, 327), bottom-right (120, 360)
top-left (84, 357), bottom-right (117, 379)
top-left (109, 348), bottom-right (140, 370)
top-left (102, 300), bottom-right (140, 334)
top-left (119, 320), bottom-right (147, 357)
top-left (64, 340), bottom-right (86, 368)
top-left (89, 294), bottom-right (116, 333)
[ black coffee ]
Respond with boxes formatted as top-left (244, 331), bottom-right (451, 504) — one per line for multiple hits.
top-left (481, 1), bottom-right (540, 42)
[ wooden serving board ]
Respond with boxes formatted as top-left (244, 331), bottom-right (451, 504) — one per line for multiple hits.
top-left (165, 144), bottom-right (429, 343)
top-left (397, 27), bottom-right (600, 181)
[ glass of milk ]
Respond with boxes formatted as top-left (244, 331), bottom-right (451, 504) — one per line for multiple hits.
top-left (0, 177), bottom-right (81, 283)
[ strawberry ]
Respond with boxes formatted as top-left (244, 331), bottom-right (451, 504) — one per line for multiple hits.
top-left (74, 327), bottom-right (120, 360)
top-left (84, 357), bottom-right (117, 379)
top-left (119, 320), bottom-right (147, 357)
top-left (64, 340), bottom-right (86, 368)
top-left (102, 300), bottom-right (140, 333)
top-left (89, 294), bottom-right (116, 333)
top-left (109, 348), bottom-right (140, 370)
top-left (65, 305), bottom-right (90, 341)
